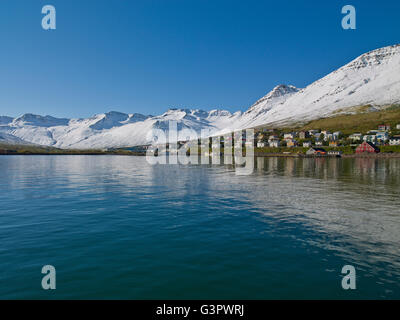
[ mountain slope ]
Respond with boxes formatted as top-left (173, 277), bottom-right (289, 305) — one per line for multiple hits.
top-left (0, 108), bottom-right (240, 148)
top-left (232, 44), bottom-right (400, 128)
top-left (0, 132), bottom-right (34, 145)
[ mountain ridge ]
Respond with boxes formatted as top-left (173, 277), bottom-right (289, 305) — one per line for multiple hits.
top-left (1, 44), bottom-right (399, 149)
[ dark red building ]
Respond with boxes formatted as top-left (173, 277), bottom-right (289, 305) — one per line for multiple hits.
top-left (355, 141), bottom-right (380, 153)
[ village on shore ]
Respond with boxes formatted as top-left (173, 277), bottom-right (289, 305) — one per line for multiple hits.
top-left (2, 122), bottom-right (400, 157)
top-left (250, 122), bottom-right (400, 157)
top-left (126, 122), bottom-right (400, 159)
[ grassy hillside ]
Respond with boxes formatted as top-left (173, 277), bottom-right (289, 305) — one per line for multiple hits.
top-left (296, 105), bottom-right (400, 134)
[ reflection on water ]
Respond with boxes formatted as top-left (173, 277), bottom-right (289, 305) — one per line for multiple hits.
top-left (0, 155), bottom-right (399, 299)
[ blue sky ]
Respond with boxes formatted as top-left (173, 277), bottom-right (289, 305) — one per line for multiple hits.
top-left (0, 0), bottom-right (399, 118)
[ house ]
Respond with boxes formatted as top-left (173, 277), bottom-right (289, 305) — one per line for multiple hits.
top-left (376, 131), bottom-right (389, 142)
top-left (302, 141), bottom-right (312, 148)
top-left (268, 135), bottom-right (279, 141)
top-left (283, 133), bottom-right (295, 140)
top-left (321, 130), bottom-right (331, 136)
top-left (328, 150), bottom-right (342, 157)
top-left (333, 131), bottom-right (342, 139)
top-left (306, 147), bottom-right (327, 155)
top-left (397, 124), bottom-right (400, 130)
top-left (324, 133), bottom-right (334, 141)
top-left (378, 124), bottom-right (391, 131)
top-left (355, 141), bottom-right (380, 153)
top-left (349, 133), bottom-right (363, 141)
top-left (257, 142), bottom-right (266, 148)
top-left (315, 141), bottom-right (323, 146)
top-left (286, 140), bottom-right (298, 148)
top-left (308, 130), bottom-right (319, 136)
top-left (329, 141), bottom-right (338, 147)
top-left (298, 131), bottom-right (310, 139)
top-left (269, 139), bottom-right (280, 148)
top-left (363, 135), bottom-right (377, 144)
top-left (269, 140), bottom-right (280, 148)
top-left (389, 136), bottom-right (400, 146)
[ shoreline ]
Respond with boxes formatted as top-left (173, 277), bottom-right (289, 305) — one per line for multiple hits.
top-left (254, 152), bottom-right (400, 158)
top-left (2, 151), bottom-right (400, 158)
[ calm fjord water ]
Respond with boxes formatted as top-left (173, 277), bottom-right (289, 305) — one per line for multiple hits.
top-left (0, 155), bottom-right (399, 299)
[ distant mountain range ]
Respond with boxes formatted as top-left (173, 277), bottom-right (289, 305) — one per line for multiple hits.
top-left (1, 44), bottom-right (399, 149)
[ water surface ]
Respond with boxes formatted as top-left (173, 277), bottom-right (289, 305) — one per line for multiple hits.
top-left (0, 155), bottom-right (399, 299)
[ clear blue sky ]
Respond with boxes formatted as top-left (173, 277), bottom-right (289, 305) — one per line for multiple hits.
top-left (0, 0), bottom-right (399, 118)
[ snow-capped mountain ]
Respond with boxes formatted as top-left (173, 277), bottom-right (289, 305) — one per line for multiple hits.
top-left (1, 44), bottom-right (399, 149)
top-left (0, 108), bottom-right (240, 149)
top-left (11, 114), bottom-right (70, 127)
top-left (232, 44), bottom-right (400, 128)
top-left (237, 84), bottom-right (301, 129)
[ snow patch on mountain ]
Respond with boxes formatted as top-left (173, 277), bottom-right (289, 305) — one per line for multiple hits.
top-left (0, 132), bottom-right (33, 145)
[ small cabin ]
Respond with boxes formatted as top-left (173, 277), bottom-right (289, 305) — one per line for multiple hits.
top-left (378, 124), bottom-right (391, 131)
top-left (329, 141), bottom-right (338, 147)
top-left (328, 150), bottom-right (342, 157)
top-left (286, 140), bottom-right (298, 148)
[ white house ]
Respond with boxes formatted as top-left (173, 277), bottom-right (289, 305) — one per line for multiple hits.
top-left (376, 131), bottom-right (389, 142)
top-left (349, 133), bottom-right (363, 141)
top-left (397, 124), bottom-right (400, 130)
top-left (269, 139), bottom-right (280, 148)
top-left (268, 135), bottom-right (279, 141)
top-left (389, 137), bottom-right (400, 145)
top-left (283, 133), bottom-right (295, 140)
top-left (257, 142), bottom-right (266, 148)
top-left (315, 141), bottom-right (323, 146)
top-left (363, 135), bottom-right (377, 144)
top-left (303, 141), bottom-right (312, 148)
top-left (328, 150), bottom-right (342, 156)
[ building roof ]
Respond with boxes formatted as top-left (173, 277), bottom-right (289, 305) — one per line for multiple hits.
top-left (356, 141), bottom-right (380, 152)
